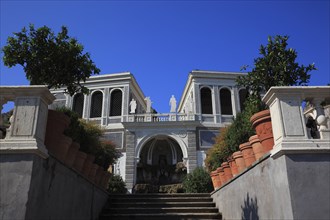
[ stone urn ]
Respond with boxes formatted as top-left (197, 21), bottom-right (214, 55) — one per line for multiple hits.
top-left (249, 135), bottom-right (266, 160)
top-left (232, 151), bottom-right (246, 173)
top-left (210, 171), bottom-right (221, 190)
top-left (228, 156), bottom-right (239, 176)
top-left (250, 109), bottom-right (274, 152)
top-left (65, 142), bottom-right (80, 167)
top-left (82, 154), bottom-right (95, 178)
top-left (73, 151), bottom-right (87, 173)
top-left (239, 142), bottom-right (256, 167)
top-left (221, 162), bottom-right (233, 182)
top-left (216, 166), bottom-right (226, 185)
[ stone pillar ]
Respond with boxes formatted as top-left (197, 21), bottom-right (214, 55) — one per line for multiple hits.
top-left (231, 86), bottom-right (237, 117)
top-left (82, 93), bottom-right (90, 119)
top-left (193, 83), bottom-right (201, 115)
top-left (122, 86), bottom-right (129, 120)
top-left (0, 86), bottom-right (55, 158)
top-left (102, 88), bottom-right (110, 126)
top-left (213, 86), bottom-right (221, 123)
top-left (125, 130), bottom-right (136, 192)
top-left (263, 86), bottom-right (330, 158)
top-left (187, 130), bottom-right (197, 173)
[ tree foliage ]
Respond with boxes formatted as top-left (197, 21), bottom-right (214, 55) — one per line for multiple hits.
top-left (237, 35), bottom-right (316, 96)
top-left (2, 24), bottom-right (100, 95)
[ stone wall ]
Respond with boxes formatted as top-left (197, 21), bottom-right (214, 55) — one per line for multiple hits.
top-left (211, 153), bottom-right (330, 220)
top-left (0, 153), bottom-right (108, 220)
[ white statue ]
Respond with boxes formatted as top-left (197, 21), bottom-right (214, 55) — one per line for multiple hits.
top-left (145, 97), bottom-right (152, 113)
top-left (169, 95), bottom-right (177, 113)
top-left (130, 98), bottom-right (137, 114)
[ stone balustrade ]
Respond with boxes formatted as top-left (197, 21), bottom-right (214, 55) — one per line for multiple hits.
top-left (125, 113), bottom-right (197, 123)
top-left (263, 86), bottom-right (330, 158)
top-left (0, 86), bottom-right (55, 158)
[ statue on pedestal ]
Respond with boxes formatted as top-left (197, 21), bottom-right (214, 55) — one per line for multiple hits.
top-left (169, 95), bottom-right (177, 113)
top-left (130, 98), bottom-right (137, 114)
top-left (145, 97), bottom-right (152, 113)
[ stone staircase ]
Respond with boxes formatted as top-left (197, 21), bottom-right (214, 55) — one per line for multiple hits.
top-left (99, 193), bottom-right (222, 220)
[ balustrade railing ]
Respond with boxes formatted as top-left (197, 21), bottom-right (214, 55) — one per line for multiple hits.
top-left (125, 113), bottom-right (197, 123)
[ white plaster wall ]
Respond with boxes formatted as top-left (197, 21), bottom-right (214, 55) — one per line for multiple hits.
top-left (114, 153), bottom-right (126, 181)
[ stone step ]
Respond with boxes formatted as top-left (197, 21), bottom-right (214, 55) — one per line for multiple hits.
top-left (109, 197), bottom-right (213, 203)
top-left (99, 213), bottom-right (222, 220)
top-left (107, 201), bottom-right (216, 208)
top-left (104, 207), bottom-right (219, 214)
top-left (109, 193), bottom-right (211, 198)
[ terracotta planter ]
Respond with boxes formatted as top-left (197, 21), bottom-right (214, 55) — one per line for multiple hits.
top-left (239, 142), bottom-right (256, 167)
top-left (101, 172), bottom-right (112, 190)
top-left (221, 162), bottom-right (233, 182)
top-left (210, 171), bottom-right (221, 190)
top-left (232, 151), bottom-right (246, 173)
top-left (217, 166), bottom-right (226, 185)
top-left (95, 166), bottom-right (104, 185)
top-left (249, 135), bottom-right (266, 160)
top-left (250, 109), bottom-right (274, 152)
top-left (65, 142), bottom-right (80, 167)
top-left (45, 110), bottom-right (70, 145)
top-left (47, 134), bottom-right (72, 162)
top-left (228, 156), bottom-right (239, 176)
top-left (82, 154), bottom-right (95, 178)
top-left (88, 164), bottom-right (98, 182)
top-left (73, 151), bottom-right (87, 173)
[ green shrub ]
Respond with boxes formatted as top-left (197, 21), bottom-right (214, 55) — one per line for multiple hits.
top-left (95, 140), bottom-right (122, 170)
top-left (107, 174), bottom-right (127, 194)
top-left (182, 167), bottom-right (213, 193)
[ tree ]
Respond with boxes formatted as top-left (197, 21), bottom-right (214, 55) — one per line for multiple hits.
top-left (237, 35), bottom-right (316, 96)
top-left (2, 24), bottom-right (100, 95)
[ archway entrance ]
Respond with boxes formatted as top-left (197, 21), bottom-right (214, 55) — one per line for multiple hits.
top-left (136, 136), bottom-right (187, 186)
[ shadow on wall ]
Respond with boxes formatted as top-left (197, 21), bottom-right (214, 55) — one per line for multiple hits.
top-left (241, 193), bottom-right (259, 220)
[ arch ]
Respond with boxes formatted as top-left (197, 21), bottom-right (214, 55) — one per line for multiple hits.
top-left (72, 93), bottom-right (84, 118)
top-left (136, 133), bottom-right (188, 161)
top-left (109, 89), bottom-right (123, 116)
top-left (200, 87), bottom-right (213, 114)
top-left (90, 91), bottom-right (103, 118)
top-left (220, 88), bottom-right (233, 115)
top-left (239, 88), bottom-right (249, 111)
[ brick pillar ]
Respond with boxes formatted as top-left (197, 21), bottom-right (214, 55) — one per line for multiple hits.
top-left (187, 131), bottom-right (198, 173)
top-left (125, 131), bottom-right (136, 191)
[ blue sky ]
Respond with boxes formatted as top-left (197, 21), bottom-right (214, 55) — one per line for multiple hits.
top-left (1, 0), bottom-right (329, 113)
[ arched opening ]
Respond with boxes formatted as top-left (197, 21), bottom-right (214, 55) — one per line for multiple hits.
top-left (72, 93), bottom-right (84, 118)
top-left (90, 91), bottom-right (103, 118)
top-left (239, 89), bottom-right (249, 112)
top-left (220, 88), bottom-right (233, 115)
top-left (201, 87), bottom-right (213, 114)
top-left (109, 89), bottom-right (122, 116)
top-left (136, 136), bottom-right (186, 186)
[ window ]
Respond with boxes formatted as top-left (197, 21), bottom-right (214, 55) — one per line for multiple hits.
top-left (90, 91), bottom-right (103, 118)
top-left (220, 88), bottom-right (233, 115)
top-left (239, 89), bottom-right (249, 111)
top-left (110, 89), bottom-right (122, 116)
top-left (72, 93), bottom-right (84, 118)
top-left (201, 87), bottom-right (213, 114)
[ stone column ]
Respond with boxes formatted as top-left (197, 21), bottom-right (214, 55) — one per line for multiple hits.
top-left (102, 88), bottom-right (110, 126)
top-left (125, 130), bottom-right (136, 192)
top-left (187, 130), bottom-right (197, 173)
top-left (213, 85), bottom-right (221, 123)
top-left (231, 87), bottom-right (237, 117)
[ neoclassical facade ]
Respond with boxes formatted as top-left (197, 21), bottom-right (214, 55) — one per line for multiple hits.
top-left (50, 70), bottom-right (248, 191)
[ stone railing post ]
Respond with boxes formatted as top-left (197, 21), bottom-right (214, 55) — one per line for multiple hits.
top-left (0, 86), bottom-right (55, 158)
top-left (263, 86), bottom-right (330, 158)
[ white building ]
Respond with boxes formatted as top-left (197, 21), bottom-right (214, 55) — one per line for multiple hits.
top-left (50, 70), bottom-right (248, 191)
